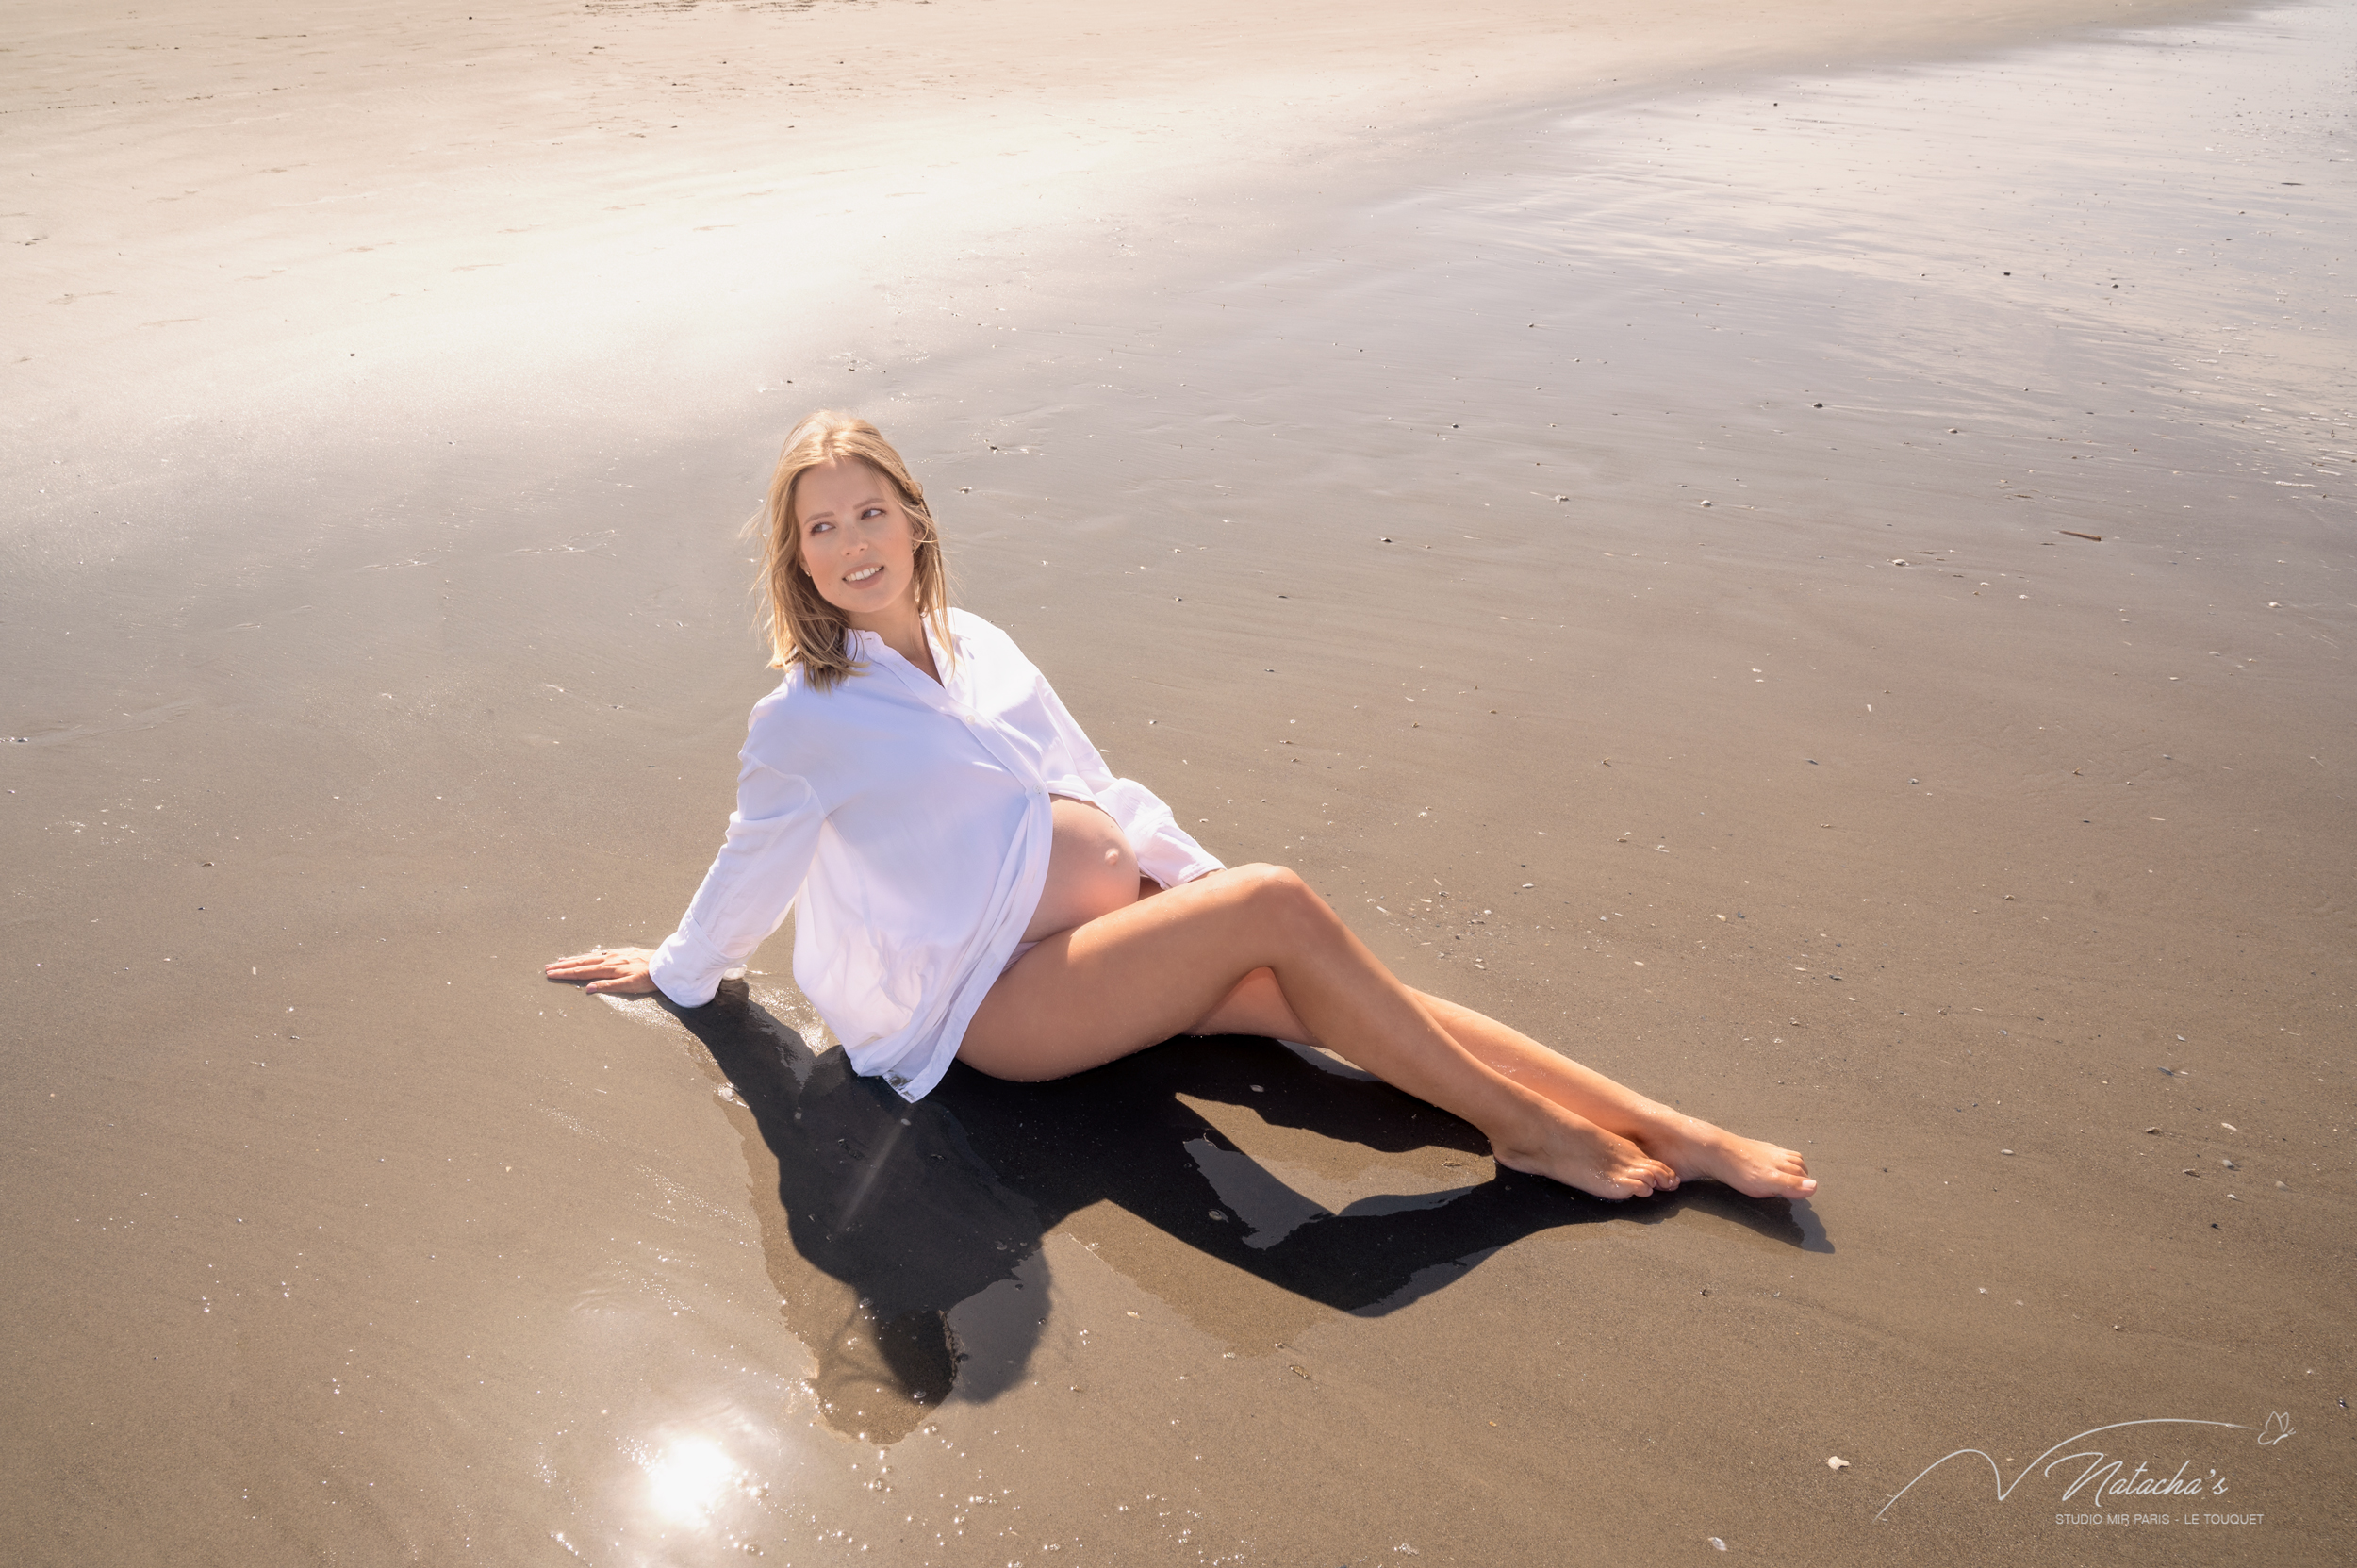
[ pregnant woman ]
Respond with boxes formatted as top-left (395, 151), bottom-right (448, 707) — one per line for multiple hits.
top-left (547, 412), bottom-right (1814, 1202)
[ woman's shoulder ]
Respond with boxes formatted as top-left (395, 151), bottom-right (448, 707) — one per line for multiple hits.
top-left (947, 607), bottom-right (1033, 669)
top-left (741, 641), bottom-right (949, 743)
top-left (740, 665), bottom-right (862, 761)
top-left (947, 605), bottom-right (1008, 647)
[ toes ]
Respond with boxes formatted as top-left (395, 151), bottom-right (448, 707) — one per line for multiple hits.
top-left (1580, 1162), bottom-right (1652, 1199)
top-left (1617, 1160), bottom-right (1676, 1197)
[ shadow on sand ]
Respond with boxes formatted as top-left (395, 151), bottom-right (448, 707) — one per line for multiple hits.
top-left (668, 979), bottom-right (1823, 1443)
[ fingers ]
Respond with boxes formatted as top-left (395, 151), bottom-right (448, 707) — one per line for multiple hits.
top-left (545, 947), bottom-right (650, 972)
top-left (544, 948), bottom-right (653, 993)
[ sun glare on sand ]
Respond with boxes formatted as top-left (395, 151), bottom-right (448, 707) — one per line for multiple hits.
top-left (645, 1436), bottom-right (737, 1526)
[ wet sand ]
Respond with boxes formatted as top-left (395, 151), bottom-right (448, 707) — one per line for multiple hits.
top-left (4, 0), bottom-right (2352, 1562)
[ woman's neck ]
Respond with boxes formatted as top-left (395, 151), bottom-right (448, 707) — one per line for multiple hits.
top-left (854, 602), bottom-right (940, 684)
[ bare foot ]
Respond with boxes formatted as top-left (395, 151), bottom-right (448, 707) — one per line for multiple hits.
top-left (1641, 1114), bottom-right (1817, 1199)
top-left (1493, 1106), bottom-right (1681, 1200)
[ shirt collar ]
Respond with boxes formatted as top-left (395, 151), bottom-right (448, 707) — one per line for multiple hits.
top-left (850, 621), bottom-right (961, 704)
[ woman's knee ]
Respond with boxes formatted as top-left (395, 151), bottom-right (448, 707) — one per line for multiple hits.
top-left (1229, 862), bottom-right (1336, 931)
top-left (1229, 860), bottom-right (1307, 900)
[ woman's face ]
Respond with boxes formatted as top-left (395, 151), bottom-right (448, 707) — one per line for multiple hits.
top-left (794, 457), bottom-right (919, 630)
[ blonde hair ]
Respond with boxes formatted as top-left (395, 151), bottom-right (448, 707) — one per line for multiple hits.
top-left (750, 410), bottom-right (952, 690)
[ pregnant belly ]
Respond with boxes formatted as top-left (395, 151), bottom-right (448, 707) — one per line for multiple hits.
top-left (1022, 796), bottom-right (1141, 942)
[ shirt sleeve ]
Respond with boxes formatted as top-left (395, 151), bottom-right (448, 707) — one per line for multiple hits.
top-left (648, 762), bottom-right (825, 1007)
top-left (1032, 673), bottom-right (1225, 890)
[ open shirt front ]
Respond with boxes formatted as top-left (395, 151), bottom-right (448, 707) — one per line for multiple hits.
top-left (648, 609), bottom-right (1224, 1100)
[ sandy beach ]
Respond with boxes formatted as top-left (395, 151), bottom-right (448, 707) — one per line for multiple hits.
top-left (4, 0), bottom-right (2351, 1561)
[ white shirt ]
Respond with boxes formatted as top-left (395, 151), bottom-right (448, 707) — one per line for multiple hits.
top-left (649, 608), bottom-right (1224, 1100)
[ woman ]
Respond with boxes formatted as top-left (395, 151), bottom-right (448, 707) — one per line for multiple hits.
top-left (548, 412), bottom-right (1814, 1203)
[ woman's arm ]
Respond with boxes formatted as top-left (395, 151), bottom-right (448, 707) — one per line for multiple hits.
top-left (547, 762), bottom-right (826, 1006)
top-left (1032, 673), bottom-right (1222, 889)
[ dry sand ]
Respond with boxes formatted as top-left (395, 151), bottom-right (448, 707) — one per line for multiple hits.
top-left (4, 0), bottom-right (2351, 1562)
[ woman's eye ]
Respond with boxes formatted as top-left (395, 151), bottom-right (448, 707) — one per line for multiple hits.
top-left (861, 506), bottom-right (885, 520)
top-left (807, 520), bottom-right (832, 535)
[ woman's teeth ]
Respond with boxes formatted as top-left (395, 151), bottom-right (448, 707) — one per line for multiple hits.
top-left (845, 565), bottom-right (883, 584)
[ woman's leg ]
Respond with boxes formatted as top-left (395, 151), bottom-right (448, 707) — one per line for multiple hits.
top-left (962, 865), bottom-right (1679, 1200)
top-left (1189, 970), bottom-right (1814, 1198)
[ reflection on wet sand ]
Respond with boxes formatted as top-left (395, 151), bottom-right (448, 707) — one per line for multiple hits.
top-left (643, 1433), bottom-right (743, 1526)
top-left (668, 979), bottom-right (1822, 1444)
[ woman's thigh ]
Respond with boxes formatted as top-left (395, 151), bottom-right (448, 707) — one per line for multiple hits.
top-left (960, 865), bottom-right (1300, 1081)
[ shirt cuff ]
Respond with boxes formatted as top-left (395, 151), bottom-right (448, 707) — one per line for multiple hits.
top-left (648, 917), bottom-right (738, 1008)
top-left (1140, 841), bottom-right (1224, 889)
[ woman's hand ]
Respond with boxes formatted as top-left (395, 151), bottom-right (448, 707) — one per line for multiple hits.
top-left (544, 946), bottom-right (659, 996)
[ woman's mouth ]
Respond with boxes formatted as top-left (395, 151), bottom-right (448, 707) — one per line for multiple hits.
top-left (844, 564), bottom-right (884, 586)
